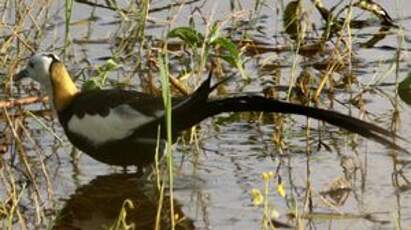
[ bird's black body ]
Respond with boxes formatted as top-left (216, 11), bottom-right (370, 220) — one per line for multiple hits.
top-left (57, 90), bottom-right (173, 167)
top-left (57, 73), bottom-right (403, 168)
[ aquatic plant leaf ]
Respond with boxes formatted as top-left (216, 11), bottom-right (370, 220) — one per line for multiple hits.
top-left (82, 78), bottom-right (102, 91)
top-left (208, 22), bottom-right (220, 44)
top-left (283, 0), bottom-right (301, 39)
top-left (211, 37), bottom-right (242, 68)
top-left (218, 55), bottom-right (237, 67)
top-left (211, 37), bottom-right (240, 58)
top-left (168, 27), bottom-right (204, 47)
top-left (81, 59), bottom-right (120, 91)
top-left (104, 59), bottom-right (120, 71)
top-left (398, 72), bottom-right (411, 105)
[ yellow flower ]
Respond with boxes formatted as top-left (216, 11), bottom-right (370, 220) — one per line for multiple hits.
top-left (251, 188), bottom-right (264, 206)
top-left (261, 171), bottom-right (274, 182)
top-left (276, 182), bottom-right (286, 198)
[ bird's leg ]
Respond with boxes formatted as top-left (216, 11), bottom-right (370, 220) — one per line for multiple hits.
top-left (121, 166), bottom-right (130, 175)
top-left (136, 166), bottom-right (144, 177)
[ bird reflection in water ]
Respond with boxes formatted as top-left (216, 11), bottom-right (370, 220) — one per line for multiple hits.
top-left (53, 173), bottom-right (194, 230)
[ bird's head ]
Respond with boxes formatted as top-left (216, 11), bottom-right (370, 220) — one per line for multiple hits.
top-left (15, 53), bottom-right (78, 111)
top-left (15, 53), bottom-right (59, 92)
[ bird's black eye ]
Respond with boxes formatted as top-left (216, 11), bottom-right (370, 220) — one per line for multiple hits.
top-left (28, 61), bottom-right (34, 68)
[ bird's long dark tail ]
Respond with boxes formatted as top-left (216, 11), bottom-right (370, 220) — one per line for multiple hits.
top-left (171, 72), bottom-right (406, 153)
top-left (207, 96), bottom-right (404, 151)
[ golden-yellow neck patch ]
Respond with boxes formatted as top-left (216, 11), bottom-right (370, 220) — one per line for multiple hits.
top-left (50, 61), bottom-right (78, 111)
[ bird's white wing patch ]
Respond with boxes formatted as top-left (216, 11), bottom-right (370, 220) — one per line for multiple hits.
top-left (68, 105), bottom-right (155, 145)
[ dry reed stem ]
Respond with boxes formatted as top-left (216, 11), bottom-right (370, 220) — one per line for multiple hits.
top-left (0, 96), bottom-right (48, 109)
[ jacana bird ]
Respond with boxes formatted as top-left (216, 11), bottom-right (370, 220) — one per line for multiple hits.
top-left (15, 53), bottom-right (404, 172)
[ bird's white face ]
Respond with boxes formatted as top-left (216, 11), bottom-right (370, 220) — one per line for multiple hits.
top-left (16, 53), bottom-right (60, 97)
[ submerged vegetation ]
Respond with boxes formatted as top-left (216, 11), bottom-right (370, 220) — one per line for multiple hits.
top-left (1, 0), bottom-right (411, 229)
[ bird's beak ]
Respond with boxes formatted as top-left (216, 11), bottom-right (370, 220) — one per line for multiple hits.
top-left (14, 69), bottom-right (28, 81)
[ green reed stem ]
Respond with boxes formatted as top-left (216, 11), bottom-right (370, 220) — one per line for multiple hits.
top-left (158, 52), bottom-right (175, 229)
top-left (64, 0), bottom-right (73, 52)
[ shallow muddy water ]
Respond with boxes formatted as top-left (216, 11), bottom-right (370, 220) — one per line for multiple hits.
top-left (1, 0), bottom-right (411, 229)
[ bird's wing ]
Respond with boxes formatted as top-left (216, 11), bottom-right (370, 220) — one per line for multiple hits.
top-left (60, 89), bottom-right (182, 146)
top-left (69, 89), bottom-right (167, 117)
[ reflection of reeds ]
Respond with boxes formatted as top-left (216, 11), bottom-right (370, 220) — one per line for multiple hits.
top-left (2, 107), bottom-right (54, 228)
